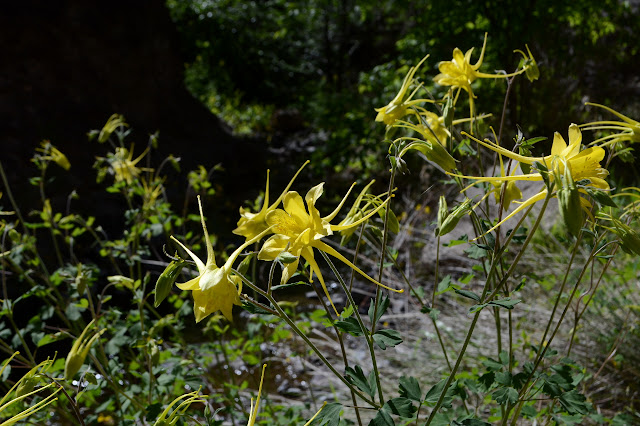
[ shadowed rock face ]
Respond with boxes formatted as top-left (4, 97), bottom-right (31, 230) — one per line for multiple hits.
top-left (1, 0), bottom-right (268, 233)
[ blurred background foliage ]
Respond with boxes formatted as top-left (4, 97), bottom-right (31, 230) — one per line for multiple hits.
top-left (166, 0), bottom-right (639, 181)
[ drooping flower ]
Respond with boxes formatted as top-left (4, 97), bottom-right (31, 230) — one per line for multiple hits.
top-left (258, 183), bottom-right (403, 314)
top-left (434, 33), bottom-right (531, 119)
top-left (580, 102), bottom-right (640, 149)
top-left (34, 140), bottom-right (71, 170)
top-left (97, 114), bottom-right (128, 143)
top-left (514, 45), bottom-right (540, 82)
top-left (171, 196), bottom-right (271, 322)
top-left (375, 55), bottom-right (433, 125)
top-left (395, 111), bottom-right (491, 149)
top-left (450, 125), bottom-right (609, 235)
top-left (234, 161), bottom-right (309, 241)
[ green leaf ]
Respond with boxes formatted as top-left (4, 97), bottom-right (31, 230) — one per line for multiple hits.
top-left (270, 281), bottom-right (311, 291)
top-left (241, 301), bottom-right (274, 315)
top-left (481, 358), bottom-right (504, 371)
top-left (464, 244), bottom-right (488, 259)
top-left (487, 298), bottom-right (521, 310)
top-left (345, 365), bottom-right (376, 398)
top-left (495, 371), bottom-right (512, 386)
top-left (493, 387), bottom-right (519, 405)
top-left (398, 376), bottom-right (422, 401)
top-left (84, 371), bottom-right (98, 385)
top-left (311, 402), bottom-right (342, 426)
top-left (558, 390), bottom-right (589, 415)
top-left (522, 136), bottom-right (547, 147)
top-left (436, 275), bottom-right (453, 294)
top-left (368, 295), bottom-right (390, 325)
top-left (145, 403), bottom-right (164, 421)
top-left (335, 317), bottom-right (364, 336)
top-left (443, 234), bottom-right (468, 247)
top-left (424, 379), bottom-right (458, 408)
top-left (468, 303), bottom-right (488, 313)
top-left (383, 397), bottom-right (416, 418)
top-left (582, 187), bottom-right (617, 207)
top-left (36, 333), bottom-right (65, 348)
top-left (276, 251), bottom-right (299, 264)
top-left (369, 409), bottom-right (395, 426)
top-left (477, 372), bottom-right (495, 391)
top-left (454, 289), bottom-right (480, 302)
top-left (373, 329), bottom-right (403, 350)
top-left (521, 404), bottom-right (538, 419)
top-left (379, 207), bottom-right (400, 234)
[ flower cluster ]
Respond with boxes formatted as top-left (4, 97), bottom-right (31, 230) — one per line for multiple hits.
top-left (163, 167), bottom-right (402, 322)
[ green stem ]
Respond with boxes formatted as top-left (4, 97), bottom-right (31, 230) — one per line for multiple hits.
top-left (508, 232), bottom-right (603, 424)
top-left (426, 194), bottom-right (550, 424)
top-left (320, 251), bottom-right (384, 406)
top-left (309, 278), bottom-right (363, 426)
top-left (235, 270), bottom-right (378, 408)
top-left (432, 235), bottom-right (440, 307)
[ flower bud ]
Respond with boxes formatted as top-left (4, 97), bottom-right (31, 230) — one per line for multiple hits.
top-left (610, 218), bottom-right (640, 255)
top-left (154, 259), bottom-right (186, 307)
top-left (400, 140), bottom-right (456, 172)
top-left (557, 168), bottom-right (583, 236)
top-left (437, 197), bottom-right (471, 236)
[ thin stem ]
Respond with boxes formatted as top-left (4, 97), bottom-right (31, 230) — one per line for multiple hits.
top-left (44, 374), bottom-right (87, 426)
top-left (425, 194), bottom-right (550, 424)
top-left (309, 279), bottom-right (363, 426)
top-left (509, 232), bottom-right (603, 424)
top-left (567, 241), bottom-right (618, 357)
top-left (234, 270), bottom-right (378, 408)
top-left (320, 251), bottom-right (385, 405)
top-left (432, 235), bottom-right (440, 307)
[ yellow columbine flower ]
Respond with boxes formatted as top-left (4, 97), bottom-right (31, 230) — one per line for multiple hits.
top-left (109, 144), bottom-right (151, 184)
top-left (396, 112), bottom-right (492, 148)
top-left (581, 102), bottom-right (640, 148)
top-left (375, 55), bottom-right (433, 125)
top-left (451, 124), bottom-right (609, 235)
top-left (172, 196), bottom-right (272, 322)
top-left (258, 183), bottom-right (403, 314)
top-left (0, 355), bottom-right (61, 425)
top-left (153, 388), bottom-right (206, 426)
top-left (35, 140), bottom-right (71, 170)
top-left (434, 33), bottom-right (530, 119)
top-left (98, 114), bottom-right (128, 143)
top-left (65, 319), bottom-right (106, 380)
top-left (234, 161), bottom-right (309, 241)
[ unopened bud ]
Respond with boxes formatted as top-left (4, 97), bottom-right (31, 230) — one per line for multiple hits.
top-left (400, 140), bottom-right (456, 172)
top-left (557, 169), bottom-right (583, 236)
top-left (610, 218), bottom-right (640, 255)
top-left (437, 198), bottom-right (471, 236)
top-left (154, 259), bottom-right (185, 307)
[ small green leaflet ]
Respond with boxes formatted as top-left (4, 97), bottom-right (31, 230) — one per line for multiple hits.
top-left (345, 365), bottom-right (377, 398)
top-left (373, 329), bottom-right (403, 350)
